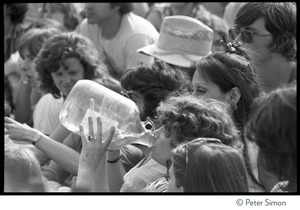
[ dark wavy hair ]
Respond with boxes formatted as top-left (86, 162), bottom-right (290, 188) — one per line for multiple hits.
top-left (172, 139), bottom-right (248, 192)
top-left (189, 52), bottom-right (261, 130)
top-left (5, 3), bottom-right (28, 25)
top-left (34, 32), bottom-right (107, 99)
top-left (111, 3), bottom-right (134, 16)
top-left (157, 95), bottom-right (242, 150)
top-left (120, 60), bottom-right (192, 120)
top-left (245, 83), bottom-right (297, 192)
top-left (235, 2), bottom-right (296, 61)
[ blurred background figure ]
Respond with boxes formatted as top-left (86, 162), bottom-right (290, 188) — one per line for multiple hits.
top-left (77, 3), bottom-right (159, 81)
top-left (245, 83), bottom-right (297, 192)
top-left (39, 3), bottom-right (81, 31)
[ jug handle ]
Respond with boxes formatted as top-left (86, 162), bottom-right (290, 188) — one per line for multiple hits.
top-left (141, 117), bottom-right (155, 132)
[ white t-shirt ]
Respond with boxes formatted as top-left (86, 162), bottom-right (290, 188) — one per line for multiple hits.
top-left (33, 93), bottom-right (64, 135)
top-left (77, 12), bottom-right (159, 79)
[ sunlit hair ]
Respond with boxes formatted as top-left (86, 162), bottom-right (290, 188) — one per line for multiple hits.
top-left (171, 138), bottom-right (248, 192)
top-left (41, 3), bottom-right (80, 31)
top-left (235, 2), bottom-right (296, 61)
top-left (18, 27), bottom-right (62, 60)
top-left (34, 32), bottom-right (108, 99)
top-left (111, 3), bottom-right (134, 16)
top-left (120, 60), bottom-right (192, 120)
top-left (189, 52), bottom-right (261, 130)
top-left (5, 144), bottom-right (45, 192)
top-left (245, 83), bottom-right (297, 192)
top-left (157, 95), bottom-right (242, 149)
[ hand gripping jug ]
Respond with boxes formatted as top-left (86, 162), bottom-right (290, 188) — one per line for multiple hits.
top-left (59, 80), bottom-right (157, 150)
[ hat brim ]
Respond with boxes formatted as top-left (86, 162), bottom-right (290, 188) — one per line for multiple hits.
top-left (138, 44), bottom-right (206, 68)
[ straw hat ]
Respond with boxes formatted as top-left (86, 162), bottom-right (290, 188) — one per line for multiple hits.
top-left (138, 15), bottom-right (213, 68)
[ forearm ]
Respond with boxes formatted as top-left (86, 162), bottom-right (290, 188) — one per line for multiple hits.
top-left (107, 150), bottom-right (126, 192)
top-left (34, 133), bottom-right (80, 174)
top-left (14, 84), bottom-right (33, 124)
top-left (49, 122), bottom-right (71, 143)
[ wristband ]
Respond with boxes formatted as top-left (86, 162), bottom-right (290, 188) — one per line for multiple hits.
top-left (32, 132), bottom-right (42, 145)
top-left (107, 155), bottom-right (122, 163)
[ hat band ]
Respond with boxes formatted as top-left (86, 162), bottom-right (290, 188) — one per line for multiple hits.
top-left (152, 50), bottom-right (207, 62)
top-left (161, 22), bottom-right (213, 42)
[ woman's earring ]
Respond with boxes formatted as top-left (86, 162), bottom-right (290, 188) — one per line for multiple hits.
top-left (231, 103), bottom-right (237, 111)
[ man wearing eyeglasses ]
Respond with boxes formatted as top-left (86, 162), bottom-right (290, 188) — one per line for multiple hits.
top-left (229, 2), bottom-right (296, 93)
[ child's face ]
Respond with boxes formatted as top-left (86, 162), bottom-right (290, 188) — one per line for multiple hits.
top-left (51, 57), bottom-right (85, 97)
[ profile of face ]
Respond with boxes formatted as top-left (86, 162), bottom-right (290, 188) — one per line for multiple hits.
top-left (51, 57), bottom-right (85, 97)
top-left (191, 69), bottom-right (227, 102)
top-left (234, 17), bottom-right (273, 63)
top-left (19, 50), bottom-right (37, 87)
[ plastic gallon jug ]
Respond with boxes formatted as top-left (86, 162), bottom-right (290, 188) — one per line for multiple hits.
top-left (59, 80), bottom-right (156, 150)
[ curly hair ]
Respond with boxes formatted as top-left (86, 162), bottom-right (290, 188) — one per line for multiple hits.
top-left (157, 95), bottom-right (242, 150)
top-left (120, 60), bottom-right (192, 120)
top-left (189, 52), bottom-right (261, 130)
top-left (5, 3), bottom-right (28, 25)
top-left (245, 83), bottom-right (297, 191)
top-left (172, 139), bottom-right (248, 192)
top-left (34, 32), bottom-right (107, 99)
top-left (235, 2), bottom-right (296, 61)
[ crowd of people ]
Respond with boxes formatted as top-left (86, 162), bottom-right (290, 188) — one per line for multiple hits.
top-left (4, 2), bottom-right (297, 193)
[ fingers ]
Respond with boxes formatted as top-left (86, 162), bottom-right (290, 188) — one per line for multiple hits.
top-left (96, 117), bottom-right (103, 142)
top-left (90, 98), bottom-right (95, 112)
top-left (79, 125), bottom-right (88, 146)
top-left (88, 116), bottom-right (95, 139)
top-left (103, 126), bottom-right (115, 148)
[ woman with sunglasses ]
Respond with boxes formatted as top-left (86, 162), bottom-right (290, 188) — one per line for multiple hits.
top-left (167, 138), bottom-right (248, 192)
top-left (73, 95), bottom-right (243, 192)
top-left (229, 2), bottom-right (296, 93)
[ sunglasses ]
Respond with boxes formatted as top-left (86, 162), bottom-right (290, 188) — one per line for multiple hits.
top-left (229, 29), bottom-right (272, 43)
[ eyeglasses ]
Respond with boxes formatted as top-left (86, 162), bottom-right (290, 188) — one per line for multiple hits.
top-left (183, 138), bottom-right (222, 164)
top-left (229, 29), bottom-right (272, 43)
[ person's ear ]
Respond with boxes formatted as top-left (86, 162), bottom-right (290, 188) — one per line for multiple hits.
top-left (225, 87), bottom-right (241, 107)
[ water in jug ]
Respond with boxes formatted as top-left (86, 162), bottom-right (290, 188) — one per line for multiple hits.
top-left (59, 80), bottom-right (157, 150)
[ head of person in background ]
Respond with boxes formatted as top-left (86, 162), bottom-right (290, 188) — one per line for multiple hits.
top-left (4, 3), bottom-right (29, 62)
top-left (5, 144), bottom-right (45, 192)
top-left (120, 59), bottom-right (192, 128)
top-left (229, 2), bottom-right (296, 92)
top-left (167, 138), bottom-right (248, 192)
top-left (84, 3), bottom-right (134, 25)
top-left (18, 27), bottom-right (62, 88)
top-left (40, 3), bottom-right (80, 31)
top-left (245, 83), bottom-right (297, 192)
top-left (34, 32), bottom-right (120, 100)
top-left (138, 15), bottom-right (213, 76)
